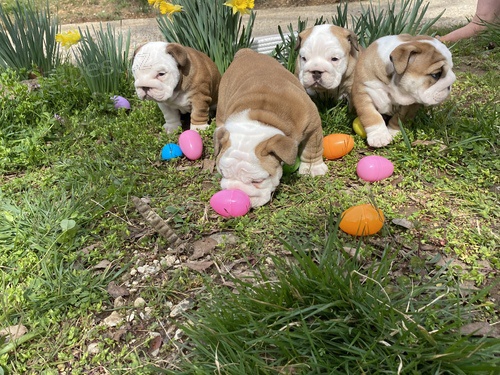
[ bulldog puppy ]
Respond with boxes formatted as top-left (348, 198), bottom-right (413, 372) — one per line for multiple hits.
top-left (351, 34), bottom-right (456, 148)
top-left (295, 24), bottom-right (360, 102)
top-left (132, 41), bottom-right (221, 133)
top-left (214, 49), bottom-right (328, 208)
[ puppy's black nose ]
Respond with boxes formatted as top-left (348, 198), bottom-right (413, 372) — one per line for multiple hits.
top-left (312, 71), bottom-right (323, 81)
top-left (141, 87), bottom-right (150, 93)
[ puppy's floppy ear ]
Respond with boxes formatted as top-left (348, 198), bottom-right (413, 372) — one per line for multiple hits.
top-left (166, 43), bottom-right (191, 76)
top-left (390, 43), bottom-right (421, 75)
top-left (133, 43), bottom-right (145, 58)
top-left (346, 29), bottom-right (360, 57)
top-left (256, 134), bottom-right (298, 165)
top-left (213, 127), bottom-right (230, 159)
top-left (295, 28), bottom-right (312, 52)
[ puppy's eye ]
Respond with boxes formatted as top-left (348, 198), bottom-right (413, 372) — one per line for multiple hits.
top-left (430, 71), bottom-right (442, 80)
top-left (157, 72), bottom-right (166, 78)
top-left (252, 179), bottom-right (264, 186)
top-left (331, 57), bottom-right (339, 62)
top-left (301, 56), bottom-right (306, 62)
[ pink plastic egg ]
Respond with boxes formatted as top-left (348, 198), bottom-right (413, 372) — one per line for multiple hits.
top-left (210, 189), bottom-right (251, 218)
top-left (178, 130), bottom-right (203, 160)
top-left (356, 155), bottom-right (394, 182)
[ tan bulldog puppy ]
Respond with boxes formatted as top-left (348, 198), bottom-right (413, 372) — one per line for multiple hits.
top-left (132, 42), bottom-right (221, 133)
top-left (214, 49), bottom-right (328, 208)
top-left (351, 34), bottom-right (456, 147)
top-left (295, 24), bottom-right (360, 102)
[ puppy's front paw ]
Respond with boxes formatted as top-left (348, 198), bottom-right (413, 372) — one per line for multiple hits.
top-left (190, 123), bottom-right (209, 132)
top-left (163, 122), bottom-right (181, 134)
top-left (388, 127), bottom-right (400, 137)
top-left (366, 125), bottom-right (393, 148)
top-left (298, 160), bottom-right (328, 176)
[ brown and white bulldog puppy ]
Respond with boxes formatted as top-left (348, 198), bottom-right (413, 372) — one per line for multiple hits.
top-left (351, 34), bottom-right (456, 148)
top-left (295, 24), bottom-right (360, 102)
top-left (214, 49), bottom-right (328, 208)
top-left (132, 41), bottom-right (221, 133)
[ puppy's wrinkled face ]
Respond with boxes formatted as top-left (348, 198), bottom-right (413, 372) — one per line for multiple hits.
top-left (132, 42), bottom-right (180, 102)
top-left (214, 113), bottom-right (286, 208)
top-left (297, 25), bottom-right (350, 94)
top-left (390, 39), bottom-right (456, 106)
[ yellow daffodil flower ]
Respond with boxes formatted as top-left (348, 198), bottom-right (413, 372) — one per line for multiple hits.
top-left (55, 30), bottom-right (81, 49)
top-left (148, 0), bottom-right (161, 6)
top-left (159, 1), bottom-right (183, 17)
top-left (224, 0), bottom-right (255, 15)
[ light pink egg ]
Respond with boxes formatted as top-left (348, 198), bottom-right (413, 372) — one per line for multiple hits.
top-left (178, 130), bottom-right (203, 160)
top-left (210, 189), bottom-right (251, 218)
top-left (356, 155), bottom-right (394, 182)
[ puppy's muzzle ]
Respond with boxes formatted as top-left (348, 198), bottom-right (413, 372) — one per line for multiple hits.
top-left (312, 70), bottom-right (323, 82)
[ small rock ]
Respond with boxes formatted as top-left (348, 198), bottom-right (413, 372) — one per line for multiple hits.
top-left (103, 311), bottom-right (123, 327)
top-left (210, 232), bottom-right (239, 245)
top-left (87, 342), bottom-right (100, 354)
top-left (114, 296), bottom-right (127, 309)
top-left (130, 268), bottom-right (137, 276)
top-left (127, 312), bottom-right (135, 322)
top-left (170, 298), bottom-right (195, 318)
top-left (134, 297), bottom-right (146, 308)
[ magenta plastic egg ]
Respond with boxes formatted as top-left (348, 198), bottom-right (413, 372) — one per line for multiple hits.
top-left (210, 189), bottom-right (251, 218)
top-left (112, 95), bottom-right (130, 110)
top-left (356, 155), bottom-right (394, 182)
top-left (178, 130), bottom-right (203, 160)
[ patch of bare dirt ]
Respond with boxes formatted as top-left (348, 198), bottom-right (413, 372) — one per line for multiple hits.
top-left (53, 0), bottom-right (341, 24)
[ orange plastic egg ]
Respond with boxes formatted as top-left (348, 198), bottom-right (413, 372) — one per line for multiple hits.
top-left (339, 204), bottom-right (385, 236)
top-left (323, 134), bottom-right (354, 160)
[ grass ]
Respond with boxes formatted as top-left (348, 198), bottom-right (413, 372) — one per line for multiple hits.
top-left (0, 3), bottom-right (499, 374)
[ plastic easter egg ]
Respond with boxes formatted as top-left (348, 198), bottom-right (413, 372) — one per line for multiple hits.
top-left (161, 143), bottom-right (183, 160)
top-left (339, 204), bottom-right (385, 236)
top-left (352, 117), bottom-right (367, 138)
top-left (323, 134), bottom-right (354, 160)
top-left (210, 189), bottom-right (251, 218)
top-left (112, 95), bottom-right (131, 110)
top-left (283, 156), bottom-right (300, 175)
top-left (356, 155), bottom-right (394, 182)
top-left (178, 130), bottom-right (203, 160)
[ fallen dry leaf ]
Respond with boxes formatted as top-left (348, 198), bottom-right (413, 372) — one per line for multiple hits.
top-left (190, 237), bottom-right (217, 260)
top-left (459, 322), bottom-right (500, 338)
top-left (184, 260), bottom-right (214, 272)
top-left (107, 281), bottom-right (130, 298)
top-left (0, 324), bottom-right (28, 342)
top-left (148, 334), bottom-right (163, 356)
top-left (392, 218), bottom-right (414, 230)
top-left (93, 260), bottom-right (112, 269)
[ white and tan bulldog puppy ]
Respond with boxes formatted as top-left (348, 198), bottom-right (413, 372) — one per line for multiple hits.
top-left (351, 34), bottom-right (456, 147)
top-left (132, 41), bottom-right (221, 133)
top-left (295, 24), bottom-right (360, 102)
top-left (214, 49), bottom-right (328, 208)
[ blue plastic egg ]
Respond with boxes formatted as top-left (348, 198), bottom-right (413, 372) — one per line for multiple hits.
top-left (161, 143), bottom-right (183, 160)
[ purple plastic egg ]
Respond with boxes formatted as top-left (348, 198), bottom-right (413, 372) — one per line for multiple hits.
top-left (356, 155), bottom-right (394, 182)
top-left (178, 130), bottom-right (203, 160)
top-left (112, 95), bottom-right (131, 110)
top-left (210, 189), bottom-right (251, 218)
